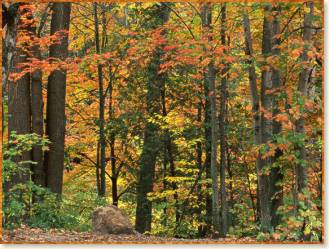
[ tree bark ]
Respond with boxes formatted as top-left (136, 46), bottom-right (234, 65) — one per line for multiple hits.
top-left (243, 5), bottom-right (284, 230)
top-left (31, 17), bottom-right (45, 187)
top-left (196, 102), bottom-right (204, 236)
top-left (270, 6), bottom-right (283, 228)
top-left (258, 4), bottom-right (273, 232)
top-left (296, 1), bottom-right (314, 194)
top-left (135, 4), bottom-right (171, 233)
top-left (109, 78), bottom-right (118, 205)
top-left (219, 3), bottom-right (228, 237)
top-left (96, 141), bottom-right (101, 194)
top-left (201, 3), bottom-right (220, 236)
top-left (93, 3), bottom-right (106, 197)
top-left (44, 2), bottom-right (71, 195)
top-left (6, 5), bottom-right (31, 192)
top-left (242, 9), bottom-right (261, 222)
top-left (203, 64), bottom-right (213, 236)
top-left (2, 3), bottom-right (20, 148)
top-left (2, 3), bottom-right (20, 95)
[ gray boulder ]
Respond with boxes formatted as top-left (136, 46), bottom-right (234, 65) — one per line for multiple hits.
top-left (92, 205), bottom-right (134, 234)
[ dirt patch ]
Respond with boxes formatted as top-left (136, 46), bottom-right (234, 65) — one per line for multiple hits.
top-left (1, 227), bottom-right (260, 244)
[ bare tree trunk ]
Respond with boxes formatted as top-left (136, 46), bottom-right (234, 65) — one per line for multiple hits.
top-left (108, 73), bottom-right (118, 205)
top-left (196, 103), bottom-right (204, 236)
top-left (201, 3), bottom-right (220, 236)
top-left (93, 3), bottom-right (106, 197)
top-left (2, 3), bottom-right (20, 98)
top-left (7, 5), bottom-right (31, 192)
top-left (258, 4), bottom-right (273, 232)
top-left (135, 4), bottom-right (171, 233)
top-left (44, 2), bottom-right (71, 195)
top-left (96, 141), bottom-right (101, 194)
top-left (295, 2), bottom-right (314, 240)
top-left (243, 5), bottom-right (284, 230)
top-left (270, 6), bottom-right (283, 228)
top-left (219, 3), bottom-right (228, 237)
top-left (31, 18), bottom-right (45, 187)
top-left (2, 3), bottom-right (20, 151)
top-left (204, 68), bottom-right (213, 236)
top-left (296, 1), bottom-right (314, 194)
top-left (242, 8), bottom-right (261, 223)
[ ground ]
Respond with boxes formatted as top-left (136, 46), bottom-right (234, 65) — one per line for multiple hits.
top-left (1, 227), bottom-right (259, 244)
top-left (1, 227), bottom-right (315, 244)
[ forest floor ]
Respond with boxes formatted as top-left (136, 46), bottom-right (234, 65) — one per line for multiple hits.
top-left (1, 227), bottom-right (265, 244)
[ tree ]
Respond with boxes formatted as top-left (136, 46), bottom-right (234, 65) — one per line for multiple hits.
top-left (242, 6), bottom-right (261, 222)
top-left (31, 10), bottom-right (45, 187)
top-left (201, 3), bottom-right (220, 236)
top-left (219, 3), bottom-right (228, 237)
top-left (2, 1), bottom-right (322, 241)
top-left (2, 3), bottom-right (20, 95)
top-left (135, 3), bottom-right (171, 234)
top-left (6, 4), bottom-right (31, 191)
top-left (93, 2), bottom-right (106, 197)
top-left (295, 1), bottom-right (314, 195)
top-left (44, 2), bottom-right (71, 194)
top-left (269, 5), bottom-right (283, 228)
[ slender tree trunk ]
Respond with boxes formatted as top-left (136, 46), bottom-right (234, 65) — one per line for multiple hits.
top-left (204, 73), bottom-right (213, 236)
top-left (296, 1), bottom-right (314, 194)
top-left (242, 9), bottom-right (261, 223)
top-left (295, 2), bottom-right (314, 240)
top-left (219, 3), bottom-right (228, 237)
top-left (258, 5), bottom-right (273, 232)
top-left (31, 20), bottom-right (45, 187)
top-left (270, 6), bottom-right (283, 228)
top-left (226, 147), bottom-right (235, 227)
top-left (162, 139), bottom-right (168, 227)
top-left (93, 2), bottom-right (106, 197)
top-left (96, 141), bottom-right (101, 194)
top-left (196, 103), bottom-right (204, 236)
top-left (109, 82), bottom-right (118, 205)
top-left (201, 3), bottom-right (220, 236)
top-left (44, 2), bottom-right (71, 195)
top-left (135, 4), bottom-right (171, 233)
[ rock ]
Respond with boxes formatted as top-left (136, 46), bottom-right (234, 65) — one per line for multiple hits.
top-left (92, 205), bottom-right (134, 234)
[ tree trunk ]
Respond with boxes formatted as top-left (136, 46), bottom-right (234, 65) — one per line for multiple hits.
top-left (201, 3), bottom-right (220, 236)
top-left (93, 3), bottom-right (106, 197)
top-left (44, 2), bottom-right (71, 195)
top-left (96, 141), bottom-right (101, 194)
top-left (196, 103), bottom-right (204, 236)
top-left (204, 67), bottom-right (213, 236)
top-left (31, 19), bottom-right (45, 187)
top-left (135, 4), bottom-right (171, 233)
top-left (109, 79), bottom-right (118, 205)
top-left (295, 3), bottom-right (314, 240)
top-left (6, 5), bottom-right (31, 192)
top-left (219, 3), bottom-right (228, 237)
top-left (2, 3), bottom-right (20, 148)
top-left (270, 6), bottom-right (283, 228)
top-left (242, 8), bottom-right (261, 223)
top-left (296, 1), bottom-right (314, 194)
top-left (258, 4), bottom-right (273, 232)
top-left (2, 3), bottom-right (20, 98)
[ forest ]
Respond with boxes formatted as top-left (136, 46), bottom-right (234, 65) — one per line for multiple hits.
top-left (1, 1), bottom-right (323, 243)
